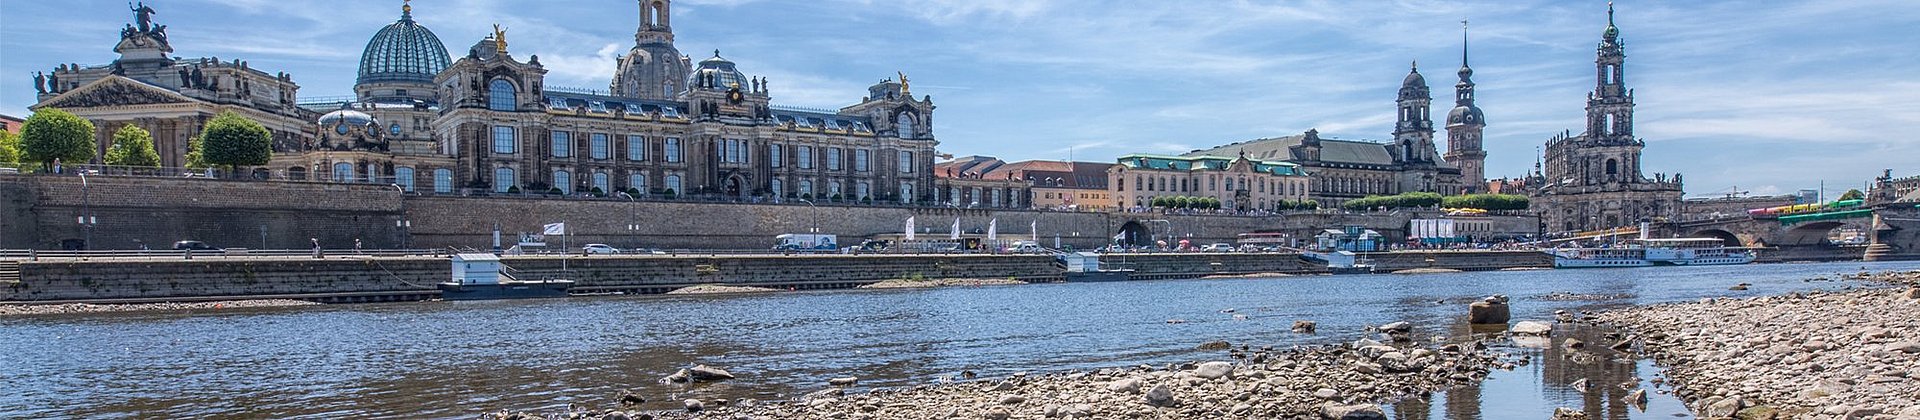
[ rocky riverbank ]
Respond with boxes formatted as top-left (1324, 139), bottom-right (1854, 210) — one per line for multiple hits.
top-left (1592, 270), bottom-right (1920, 419)
top-left (483, 333), bottom-right (1517, 419)
top-left (665, 285), bottom-right (780, 295)
top-left (0, 299), bottom-right (320, 316)
top-left (859, 278), bottom-right (1026, 289)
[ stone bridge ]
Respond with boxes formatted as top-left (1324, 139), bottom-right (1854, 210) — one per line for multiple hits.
top-left (1652, 204), bottom-right (1920, 261)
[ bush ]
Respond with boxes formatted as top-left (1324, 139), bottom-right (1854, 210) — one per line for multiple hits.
top-left (591, 186), bottom-right (605, 196)
top-left (663, 188), bottom-right (677, 197)
top-left (625, 187), bottom-right (641, 196)
top-left (506, 186), bottom-right (521, 194)
top-left (20, 108), bottom-right (96, 166)
top-left (0, 131), bottom-right (21, 164)
top-left (548, 187), bottom-right (563, 195)
top-left (1440, 193), bottom-right (1531, 210)
top-left (105, 125), bottom-right (161, 167)
top-left (1342, 192), bottom-right (1443, 210)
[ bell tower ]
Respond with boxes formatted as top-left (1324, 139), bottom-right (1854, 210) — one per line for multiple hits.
top-left (1586, 2), bottom-right (1634, 145)
top-left (1392, 62), bottom-right (1435, 164)
top-left (611, 0), bottom-right (689, 100)
top-left (1445, 20), bottom-right (1487, 193)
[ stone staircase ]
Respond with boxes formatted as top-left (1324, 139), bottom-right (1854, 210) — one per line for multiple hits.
top-left (0, 261), bottom-right (20, 284)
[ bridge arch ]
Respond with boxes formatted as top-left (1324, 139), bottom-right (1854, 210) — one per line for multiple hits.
top-left (1688, 229), bottom-right (1743, 247)
top-left (1779, 221), bottom-right (1848, 246)
top-left (1116, 221), bottom-right (1152, 247)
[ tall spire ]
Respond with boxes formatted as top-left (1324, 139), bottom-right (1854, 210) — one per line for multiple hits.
top-left (400, 0), bottom-right (412, 21)
top-left (1460, 19), bottom-right (1470, 70)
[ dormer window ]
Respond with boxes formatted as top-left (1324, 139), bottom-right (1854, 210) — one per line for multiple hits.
top-left (548, 97), bottom-right (569, 109)
top-left (589, 101), bottom-right (608, 113)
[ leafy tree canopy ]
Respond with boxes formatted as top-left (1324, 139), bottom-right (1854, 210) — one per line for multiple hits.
top-left (20, 108), bottom-right (96, 165)
top-left (197, 112), bottom-right (272, 170)
top-left (104, 125), bottom-right (161, 167)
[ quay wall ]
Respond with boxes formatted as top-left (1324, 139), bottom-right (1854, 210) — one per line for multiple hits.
top-left (1360, 250), bottom-right (1553, 271)
top-left (0, 176), bottom-right (405, 250)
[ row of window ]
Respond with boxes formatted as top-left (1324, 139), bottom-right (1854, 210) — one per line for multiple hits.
top-left (325, 163), bottom-right (455, 194)
top-left (492, 127), bottom-right (920, 175)
top-left (1124, 174), bottom-right (1304, 196)
top-left (944, 187), bottom-right (1022, 208)
top-left (491, 127), bottom-right (686, 163)
top-left (1316, 177), bottom-right (1394, 195)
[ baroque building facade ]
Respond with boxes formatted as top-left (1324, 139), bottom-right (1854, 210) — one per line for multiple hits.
top-left (1108, 154), bottom-right (1310, 212)
top-left (30, 1), bottom-right (939, 202)
top-left (1524, 5), bottom-right (1684, 233)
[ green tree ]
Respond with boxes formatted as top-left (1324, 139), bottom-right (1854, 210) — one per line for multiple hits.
top-left (20, 108), bottom-right (97, 168)
top-left (104, 125), bottom-right (161, 167)
top-left (0, 130), bottom-right (21, 164)
top-left (1838, 189), bottom-right (1864, 201)
top-left (196, 112), bottom-right (273, 174)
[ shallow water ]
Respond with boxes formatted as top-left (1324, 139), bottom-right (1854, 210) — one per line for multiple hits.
top-left (3, 260), bottom-right (1914, 419)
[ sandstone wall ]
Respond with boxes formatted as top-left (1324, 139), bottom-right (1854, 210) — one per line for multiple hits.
top-left (2, 175), bottom-right (405, 250)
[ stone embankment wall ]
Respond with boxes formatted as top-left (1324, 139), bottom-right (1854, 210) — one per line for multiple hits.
top-left (1360, 250), bottom-right (1552, 271)
top-left (0, 175), bottom-right (405, 250)
top-left (501, 254), bottom-right (1062, 294)
top-left (4, 257), bottom-right (444, 302)
top-left (1098, 253), bottom-right (1322, 278)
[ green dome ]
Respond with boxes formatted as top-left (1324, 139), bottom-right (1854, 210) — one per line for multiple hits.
top-left (357, 5), bottom-right (450, 86)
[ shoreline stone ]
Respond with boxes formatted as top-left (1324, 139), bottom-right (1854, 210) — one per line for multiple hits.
top-left (1593, 270), bottom-right (1920, 419)
top-left (0, 299), bottom-right (319, 316)
top-left (858, 278), bottom-right (1026, 289)
top-left (664, 284), bottom-right (779, 295)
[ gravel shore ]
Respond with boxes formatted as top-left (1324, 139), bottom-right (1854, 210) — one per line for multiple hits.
top-left (1593, 270), bottom-right (1920, 419)
top-left (859, 278), bottom-right (1027, 289)
top-left (665, 285), bottom-right (781, 295)
top-left (484, 335), bottom-right (1514, 419)
top-left (0, 299), bottom-right (320, 316)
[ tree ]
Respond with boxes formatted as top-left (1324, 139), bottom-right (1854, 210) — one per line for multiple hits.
top-left (196, 111), bottom-right (272, 174)
top-left (1838, 189), bottom-right (1864, 201)
top-left (20, 108), bottom-right (97, 168)
top-left (104, 125), bottom-right (161, 167)
top-left (0, 131), bottom-right (21, 164)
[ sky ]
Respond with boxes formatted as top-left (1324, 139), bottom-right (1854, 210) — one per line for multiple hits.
top-left (3, 0), bottom-right (1917, 198)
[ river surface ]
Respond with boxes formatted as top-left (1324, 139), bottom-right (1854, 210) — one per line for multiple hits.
top-left (4, 260), bottom-right (1917, 419)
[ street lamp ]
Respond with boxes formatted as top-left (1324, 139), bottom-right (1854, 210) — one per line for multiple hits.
top-left (617, 191), bottom-right (637, 249)
top-left (79, 172), bottom-right (95, 250)
top-left (798, 198), bottom-right (818, 234)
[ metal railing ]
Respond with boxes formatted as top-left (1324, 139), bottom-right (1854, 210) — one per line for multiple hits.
top-left (0, 248), bottom-right (450, 260)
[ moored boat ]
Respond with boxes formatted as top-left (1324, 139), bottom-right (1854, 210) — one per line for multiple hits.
top-left (1547, 238), bottom-right (1755, 268)
top-left (438, 253), bottom-right (574, 300)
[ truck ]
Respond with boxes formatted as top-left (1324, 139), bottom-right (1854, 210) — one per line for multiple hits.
top-left (774, 234), bottom-right (838, 251)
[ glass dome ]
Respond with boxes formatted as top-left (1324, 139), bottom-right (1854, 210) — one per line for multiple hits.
top-left (319, 108), bottom-right (377, 128)
top-left (357, 5), bottom-right (451, 86)
top-left (687, 51), bottom-right (749, 90)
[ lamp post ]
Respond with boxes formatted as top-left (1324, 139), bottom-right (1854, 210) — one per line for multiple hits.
top-left (79, 172), bottom-right (95, 250)
top-left (799, 198), bottom-right (818, 235)
top-left (617, 191), bottom-right (637, 249)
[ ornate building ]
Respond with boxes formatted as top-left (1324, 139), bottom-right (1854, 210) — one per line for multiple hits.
top-left (1108, 154), bottom-right (1309, 212)
top-left (31, 1), bottom-right (939, 201)
top-left (1525, 5), bottom-right (1683, 232)
top-left (30, 2), bottom-right (311, 170)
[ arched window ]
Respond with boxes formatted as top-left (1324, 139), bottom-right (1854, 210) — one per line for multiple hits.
top-left (493, 167), bottom-right (516, 193)
top-left (630, 171), bottom-right (649, 193)
top-left (896, 113), bottom-right (916, 139)
top-left (395, 167), bottom-right (416, 192)
top-left (333, 162), bottom-right (354, 183)
top-left (797, 179), bottom-right (812, 197)
top-left (665, 174), bottom-right (683, 195)
top-left (433, 168), bottom-right (452, 193)
top-left (770, 178), bottom-right (783, 197)
top-left (488, 79), bottom-right (517, 111)
top-left (900, 182), bottom-right (914, 203)
top-left (1606, 159), bottom-right (1619, 177)
top-left (593, 172), bottom-right (610, 193)
top-left (553, 170), bottom-right (572, 193)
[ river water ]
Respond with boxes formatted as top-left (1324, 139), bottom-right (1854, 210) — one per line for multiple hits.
top-left (4, 260), bottom-right (1917, 419)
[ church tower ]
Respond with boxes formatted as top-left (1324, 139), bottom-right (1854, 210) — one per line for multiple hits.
top-left (1392, 63), bottom-right (1436, 165)
top-left (1444, 22), bottom-right (1487, 193)
top-left (611, 0), bottom-right (690, 100)
top-left (1586, 3), bottom-right (1634, 145)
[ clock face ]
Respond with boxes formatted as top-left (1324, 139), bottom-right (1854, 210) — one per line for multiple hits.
top-left (727, 89), bottom-right (744, 104)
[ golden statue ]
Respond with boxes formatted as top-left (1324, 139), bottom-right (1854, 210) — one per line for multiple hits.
top-left (492, 24), bottom-right (508, 54)
top-left (897, 71), bottom-right (910, 96)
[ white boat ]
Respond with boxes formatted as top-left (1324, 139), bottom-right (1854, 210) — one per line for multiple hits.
top-left (1547, 238), bottom-right (1756, 268)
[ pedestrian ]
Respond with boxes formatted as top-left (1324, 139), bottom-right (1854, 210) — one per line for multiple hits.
top-left (311, 238), bottom-right (322, 259)
top-left (354, 238), bottom-right (363, 253)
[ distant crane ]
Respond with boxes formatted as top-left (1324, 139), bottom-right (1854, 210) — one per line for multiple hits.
top-left (1708, 185), bottom-right (1749, 198)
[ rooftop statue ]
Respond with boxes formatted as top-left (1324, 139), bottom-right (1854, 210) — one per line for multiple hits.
top-left (130, 2), bottom-right (155, 32)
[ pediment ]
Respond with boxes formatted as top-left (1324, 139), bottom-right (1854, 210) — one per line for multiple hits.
top-left (34, 75), bottom-right (194, 109)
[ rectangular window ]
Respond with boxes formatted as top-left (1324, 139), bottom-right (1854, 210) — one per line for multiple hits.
top-left (395, 167), bottom-right (415, 192)
top-left (433, 168), bottom-right (452, 193)
top-left (898, 151), bottom-right (914, 173)
top-left (665, 138), bottom-right (682, 162)
top-left (629, 172), bottom-right (648, 192)
top-left (492, 126), bottom-right (516, 154)
top-left (826, 148), bottom-right (842, 171)
top-left (591, 133), bottom-right (609, 160)
top-left (770, 144), bottom-right (783, 168)
top-left (551, 131), bottom-right (571, 158)
top-left (798, 146), bottom-right (814, 169)
top-left (854, 149), bottom-right (870, 172)
top-left (627, 135), bottom-right (647, 161)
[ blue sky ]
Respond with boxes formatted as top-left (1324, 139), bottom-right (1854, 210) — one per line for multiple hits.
top-left (3, 0), bottom-right (1917, 197)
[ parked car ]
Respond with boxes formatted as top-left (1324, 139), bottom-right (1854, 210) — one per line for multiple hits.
top-left (173, 240), bottom-right (218, 251)
top-left (1200, 243), bottom-right (1234, 252)
top-left (582, 244), bottom-right (619, 254)
top-left (1004, 241), bottom-right (1047, 254)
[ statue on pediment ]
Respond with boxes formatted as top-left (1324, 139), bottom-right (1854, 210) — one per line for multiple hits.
top-left (33, 72), bottom-right (45, 94)
top-left (131, 2), bottom-right (156, 32)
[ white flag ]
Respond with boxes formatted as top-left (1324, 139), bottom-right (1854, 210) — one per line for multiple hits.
top-left (1031, 220), bottom-right (1039, 241)
top-left (987, 218), bottom-right (998, 240)
top-left (950, 218), bottom-right (961, 240)
top-left (543, 222), bottom-right (566, 235)
top-left (905, 216), bottom-right (917, 241)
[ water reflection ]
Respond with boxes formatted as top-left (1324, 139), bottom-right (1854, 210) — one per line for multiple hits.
top-left (3, 261), bottom-right (1915, 418)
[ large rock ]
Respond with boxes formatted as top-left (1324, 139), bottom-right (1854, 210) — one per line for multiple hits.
top-left (687, 365), bottom-right (735, 381)
top-left (1512, 321), bottom-right (1554, 336)
top-left (1551, 407), bottom-right (1588, 420)
top-left (1293, 320), bottom-right (1318, 333)
top-left (1106, 377), bottom-right (1142, 394)
top-left (1144, 384), bottom-right (1175, 407)
top-left (1319, 403), bottom-right (1387, 419)
top-left (1468, 298), bottom-right (1511, 324)
top-left (1194, 361), bottom-right (1234, 380)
